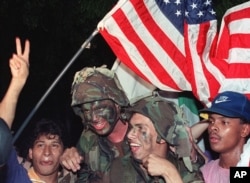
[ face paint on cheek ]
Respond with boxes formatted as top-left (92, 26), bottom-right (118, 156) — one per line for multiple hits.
top-left (82, 100), bottom-right (118, 126)
top-left (91, 103), bottom-right (119, 135)
top-left (140, 130), bottom-right (151, 144)
top-left (91, 100), bottom-right (118, 124)
top-left (101, 107), bottom-right (116, 124)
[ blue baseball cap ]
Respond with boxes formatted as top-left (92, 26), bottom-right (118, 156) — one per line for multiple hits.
top-left (199, 91), bottom-right (250, 123)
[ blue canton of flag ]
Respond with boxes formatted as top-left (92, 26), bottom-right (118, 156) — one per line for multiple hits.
top-left (156, 0), bottom-right (216, 33)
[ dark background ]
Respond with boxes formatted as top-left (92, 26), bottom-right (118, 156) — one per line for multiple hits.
top-left (0, 0), bottom-right (248, 157)
top-left (0, 0), bottom-right (117, 154)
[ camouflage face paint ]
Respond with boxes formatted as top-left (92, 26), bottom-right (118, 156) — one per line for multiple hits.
top-left (129, 124), bottom-right (149, 140)
top-left (140, 126), bottom-right (151, 143)
top-left (127, 113), bottom-right (159, 160)
top-left (81, 99), bottom-right (118, 135)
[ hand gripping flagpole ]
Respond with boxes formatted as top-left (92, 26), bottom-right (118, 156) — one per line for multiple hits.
top-left (13, 29), bottom-right (99, 143)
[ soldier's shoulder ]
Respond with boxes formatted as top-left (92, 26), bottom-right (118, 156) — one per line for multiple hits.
top-left (77, 130), bottom-right (99, 152)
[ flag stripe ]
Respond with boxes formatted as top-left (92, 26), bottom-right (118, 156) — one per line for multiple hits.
top-left (229, 18), bottom-right (250, 34)
top-left (228, 48), bottom-right (250, 64)
top-left (216, 5), bottom-right (250, 61)
top-left (132, 0), bottom-right (186, 68)
top-left (229, 35), bottom-right (250, 49)
top-left (98, 0), bottom-right (250, 105)
top-left (98, 0), bottom-right (216, 104)
top-left (115, 8), bottom-right (182, 90)
top-left (226, 63), bottom-right (250, 78)
top-left (100, 29), bottom-right (151, 83)
top-left (100, 0), bottom-right (192, 91)
top-left (216, 1), bottom-right (250, 98)
top-left (224, 7), bottom-right (250, 23)
top-left (185, 19), bottom-right (220, 105)
top-left (117, 0), bottom-right (190, 90)
top-left (100, 17), bottom-right (181, 91)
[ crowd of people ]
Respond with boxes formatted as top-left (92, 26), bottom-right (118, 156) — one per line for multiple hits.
top-left (0, 44), bottom-right (249, 182)
top-left (1, 2), bottom-right (250, 182)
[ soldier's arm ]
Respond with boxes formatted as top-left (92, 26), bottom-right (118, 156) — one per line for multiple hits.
top-left (75, 130), bottom-right (100, 182)
top-left (60, 147), bottom-right (83, 172)
top-left (190, 120), bottom-right (209, 140)
top-left (187, 121), bottom-right (209, 164)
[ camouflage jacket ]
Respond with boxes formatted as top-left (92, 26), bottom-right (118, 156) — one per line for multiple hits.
top-left (110, 151), bottom-right (205, 183)
top-left (76, 130), bottom-right (130, 183)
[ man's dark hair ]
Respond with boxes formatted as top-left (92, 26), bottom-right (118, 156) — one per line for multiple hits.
top-left (29, 118), bottom-right (65, 148)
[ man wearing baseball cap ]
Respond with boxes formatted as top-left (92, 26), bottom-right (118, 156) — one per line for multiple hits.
top-left (199, 91), bottom-right (250, 183)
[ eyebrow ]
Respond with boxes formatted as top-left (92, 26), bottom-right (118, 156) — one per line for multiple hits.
top-left (34, 138), bottom-right (62, 144)
top-left (131, 123), bottom-right (148, 128)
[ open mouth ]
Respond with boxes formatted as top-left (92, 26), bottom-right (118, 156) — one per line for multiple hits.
top-left (92, 121), bottom-right (106, 130)
top-left (129, 142), bottom-right (141, 153)
top-left (40, 160), bottom-right (53, 166)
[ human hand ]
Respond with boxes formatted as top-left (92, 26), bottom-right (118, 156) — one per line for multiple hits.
top-left (142, 154), bottom-right (183, 183)
top-left (60, 147), bottom-right (83, 172)
top-left (9, 37), bottom-right (30, 86)
top-left (142, 154), bottom-right (166, 176)
top-left (186, 125), bottom-right (209, 164)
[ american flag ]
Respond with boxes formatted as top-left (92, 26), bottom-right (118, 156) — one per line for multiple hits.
top-left (214, 1), bottom-right (250, 99)
top-left (98, 0), bottom-right (250, 106)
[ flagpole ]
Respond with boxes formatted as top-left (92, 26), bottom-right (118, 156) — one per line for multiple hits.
top-left (13, 29), bottom-right (99, 143)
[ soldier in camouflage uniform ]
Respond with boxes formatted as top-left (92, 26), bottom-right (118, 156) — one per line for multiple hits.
top-left (60, 66), bottom-right (130, 182)
top-left (110, 93), bottom-right (205, 183)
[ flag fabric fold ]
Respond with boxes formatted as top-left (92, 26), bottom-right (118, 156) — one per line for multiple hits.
top-left (111, 59), bottom-right (156, 102)
top-left (98, 0), bottom-right (217, 106)
top-left (98, 0), bottom-right (193, 92)
top-left (98, 0), bottom-right (250, 106)
top-left (215, 1), bottom-right (250, 98)
top-left (112, 59), bottom-right (205, 150)
top-left (184, 0), bottom-right (219, 105)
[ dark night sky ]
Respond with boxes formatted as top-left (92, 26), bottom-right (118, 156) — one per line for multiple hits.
top-left (0, 2), bottom-right (116, 156)
top-left (8, 38), bottom-right (114, 154)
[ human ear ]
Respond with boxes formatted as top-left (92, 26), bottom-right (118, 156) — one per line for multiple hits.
top-left (28, 148), bottom-right (33, 160)
top-left (156, 134), bottom-right (166, 144)
top-left (241, 124), bottom-right (250, 137)
top-left (159, 138), bottom-right (167, 144)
